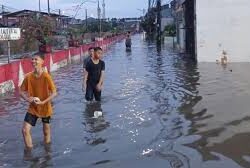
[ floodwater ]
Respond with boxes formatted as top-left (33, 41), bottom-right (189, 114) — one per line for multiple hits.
top-left (1, 35), bottom-right (250, 168)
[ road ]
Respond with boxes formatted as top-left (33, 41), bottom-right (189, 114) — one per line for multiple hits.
top-left (1, 34), bottom-right (250, 168)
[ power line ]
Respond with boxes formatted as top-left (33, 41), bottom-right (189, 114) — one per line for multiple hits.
top-left (0, 4), bottom-right (20, 13)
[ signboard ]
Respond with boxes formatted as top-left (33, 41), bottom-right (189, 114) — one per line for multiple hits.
top-left (0, 28), bottom-right (21, 41)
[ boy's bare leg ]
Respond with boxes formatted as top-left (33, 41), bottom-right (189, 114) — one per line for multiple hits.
top-left (22, 122), bottom-right (33, 149)
top-left (43, 123), bottom-right (51, 144)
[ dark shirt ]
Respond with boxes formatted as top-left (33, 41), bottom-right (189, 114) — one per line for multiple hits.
top-left (86, 59), bottom-right (105, 86)
top-left (125, 38), bottom-right (131, 47)
top-left (83, 56), bottom-right (91, 69)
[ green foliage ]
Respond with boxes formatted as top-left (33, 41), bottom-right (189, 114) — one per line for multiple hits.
top-left (20, 15), bottom-right (56, 50)
top-left (164, 24), bottom-right (176, 37)
top-left (140, 11), bottom-right (156, 35)
top-left (87, 21), bottom-right (112, 33)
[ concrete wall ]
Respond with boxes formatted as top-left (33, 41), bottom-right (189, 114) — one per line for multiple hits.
top-left (196, 0), bottom-right (250, 62)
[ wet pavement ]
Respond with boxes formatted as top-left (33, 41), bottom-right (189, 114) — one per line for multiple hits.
top-left (1, 34), bottom-right (250, 168)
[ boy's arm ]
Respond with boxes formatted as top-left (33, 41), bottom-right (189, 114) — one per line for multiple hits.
top-left (39, 91), bottom-right (57, 105)
top-left (19, 76), bottom-right (34, 103)
top-left (83, 59), bottom-right (87, 73)
top-left (83, 61), bottom-right (90, 91)
top-left (83, 71), bottom-right (88, 90)
top-left (98, 71), bottom-right (105, 86)
top-left (97, 61), bottom-right (105, 88)
top-left (19, 87), bottom-right (34, 103)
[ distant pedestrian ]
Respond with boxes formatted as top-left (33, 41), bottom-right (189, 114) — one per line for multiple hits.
top-left (19, 52), bottom-right (57, 150)
top-left (125, 33), bottom-right (132, 50)
top-left (83, 47), bottom-right (105, 102)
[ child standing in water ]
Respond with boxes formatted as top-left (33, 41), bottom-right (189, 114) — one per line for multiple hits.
top-left (83, 47), bottom-right (105, 102)
top-left (125, 32), bottom-right (132, 49)
top-left (19, 52), bottom-right (57, 149)
top-left (83, 47), bottom-right (94, 72)
top-left (83, 47), bottom-right (94, 91)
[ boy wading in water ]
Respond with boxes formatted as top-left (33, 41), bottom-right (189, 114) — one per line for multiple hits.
top-left (82, 47), bottom-right (94, 91)
top-left (83, 47), bottom-right (105, 102)
top-left (125, 31), bottom-right (132, 50)
top-left (19, 52), bottom-right (57, 149)
top-left (83, 47), bottom-right (94, 73)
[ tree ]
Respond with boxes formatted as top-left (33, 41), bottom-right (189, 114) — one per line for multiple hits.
top-left (20, 15), bottom-right (56, 51)
top-left (140, 10), bottom-right (156, 36)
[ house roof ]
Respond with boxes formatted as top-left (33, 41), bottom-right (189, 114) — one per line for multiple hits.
top-left (4, 10), bottom-right (67, 18)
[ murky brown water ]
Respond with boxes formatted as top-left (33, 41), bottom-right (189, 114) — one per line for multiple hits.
top-left (1, 34), bottom-right (250, 168)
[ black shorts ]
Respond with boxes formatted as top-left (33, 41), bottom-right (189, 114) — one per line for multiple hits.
top-left (24, 113), bottom-right (51, 127)
top-left (85, 84), bottom-right (101, 102)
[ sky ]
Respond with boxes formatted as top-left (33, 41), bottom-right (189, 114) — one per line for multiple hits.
top-left (2, 0), bottom-right (171, 19)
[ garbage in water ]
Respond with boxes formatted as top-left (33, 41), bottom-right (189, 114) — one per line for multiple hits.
top-left (142, 149), bottom-right (153, 155)
top-left (93, 111), bottom-right (103, 118)
top-left (63, 148), bottom-right (72, 154)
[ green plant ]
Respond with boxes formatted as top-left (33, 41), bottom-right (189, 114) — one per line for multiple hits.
top-left (164, 24), bottom-right (176, 37)
top-left (20, 15), bottom-right (56, 50)
top-left (43, 36), bottom-right (53, 45)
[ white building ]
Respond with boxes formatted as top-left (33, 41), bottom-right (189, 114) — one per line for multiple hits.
top-left (174, 0), bottom-right (250, 62)
top-left (161, 4), bottom-right (174, 32)
top-left (196, 0), bottom-right (250, 62)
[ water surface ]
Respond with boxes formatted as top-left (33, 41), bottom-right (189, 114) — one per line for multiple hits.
top-left (1, 35), bottom-right (250, 168)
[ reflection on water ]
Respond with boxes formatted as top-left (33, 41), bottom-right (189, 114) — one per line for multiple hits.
top-left (83, 102), bottom-right (110, 146)
top-left (23, 143), bottom-right (52, 167)
top-left (0, 34), bottom-right (250, 167)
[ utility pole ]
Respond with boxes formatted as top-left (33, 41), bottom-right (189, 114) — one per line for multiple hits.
top-left (99, 16), bottom-right (102, 38)
top-left (148, 0), bottom-right (151, 12)
top-left (147, 0), bottom-right (153, 36)
top-left (85, 9), bottom-right (88, 31)
top-left (97, 0), bottom-right (102, 37)
top-left (39, 0), bottom-right (41, 12)
top-left (2, 5), bottom-right (5, 26)
top-left (59, 9), bottom-right (61, 29)
top-left (102, 0), bottom-right (105, 20)
top-left (156, 0), bottom-right (161, 44)
top-left (47, 0), bottom-right (50, 15)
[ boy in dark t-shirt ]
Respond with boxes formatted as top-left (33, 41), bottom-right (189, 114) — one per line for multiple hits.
top-left (82, 47), bottom-right (94, 91)
top-left (83, 47), bottom-right (105, 102)
top-left (83, 47), bottom-right (94, 70)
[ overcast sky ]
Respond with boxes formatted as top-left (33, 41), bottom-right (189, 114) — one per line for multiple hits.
top-left (2, 0), bottom-right (171, 19)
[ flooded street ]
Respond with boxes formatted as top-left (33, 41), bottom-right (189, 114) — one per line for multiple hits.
top-left (1, 34), bottom-right (250, 168)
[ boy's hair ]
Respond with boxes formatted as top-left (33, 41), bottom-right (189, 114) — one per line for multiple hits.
top-left (32, 52), bottom-right (45, 60)
top-left (94, 47), bottom-right (102, 52)
top-left (88, 47), bottom-right (94, 51)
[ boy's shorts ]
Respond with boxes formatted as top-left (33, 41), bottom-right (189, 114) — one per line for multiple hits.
top-left (24, 112), bottom-right (51, 127)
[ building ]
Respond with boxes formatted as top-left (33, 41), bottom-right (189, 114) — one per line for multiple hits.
top-left (172, 0), bottom-right (195, 55)
top-left (173, 0), bottom-right (250, 62)
top-left (0, 10), bottom-right (68, 28)
top-left (161, 4), bottom-right (174, 32)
